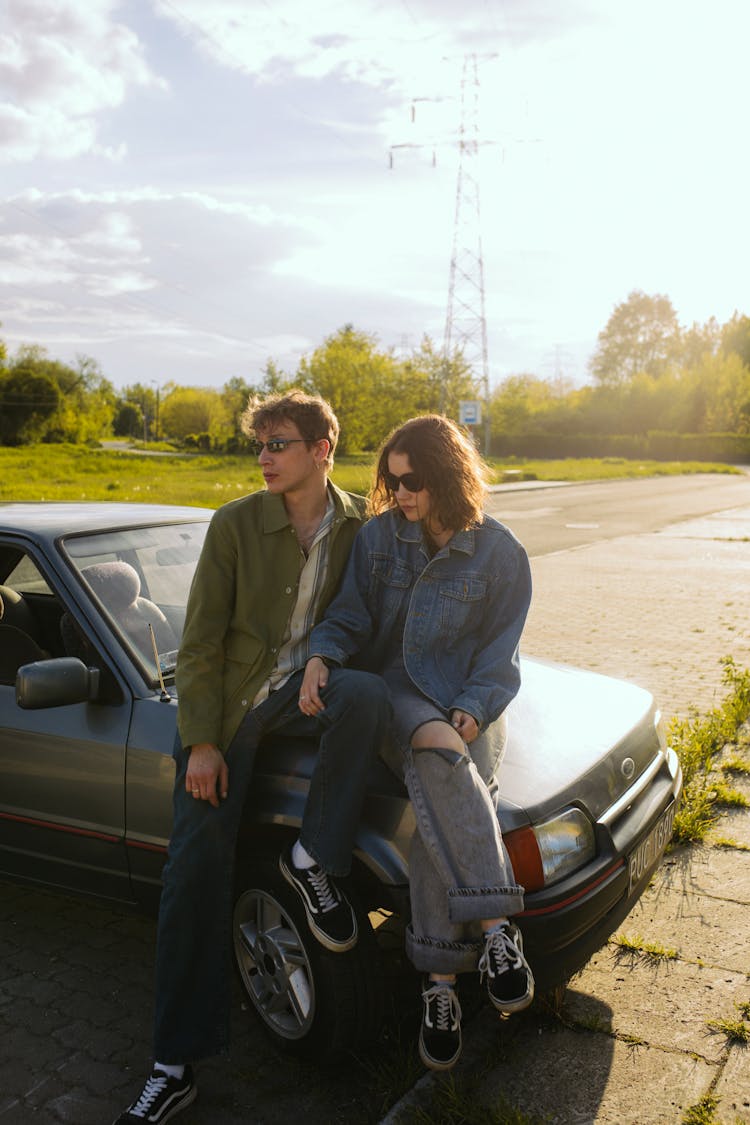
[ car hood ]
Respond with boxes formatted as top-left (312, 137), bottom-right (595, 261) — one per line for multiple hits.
top-left (499, 658), bottom-right (661, 827)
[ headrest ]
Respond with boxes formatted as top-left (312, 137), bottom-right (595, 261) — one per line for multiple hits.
top-left (82, 561), bottom-right (141, 611)
top-left (0, 584), bottom-right (34, 633)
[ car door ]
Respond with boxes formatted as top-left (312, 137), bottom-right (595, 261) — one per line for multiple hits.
top-left (0, 541), bottom-right (133, 900)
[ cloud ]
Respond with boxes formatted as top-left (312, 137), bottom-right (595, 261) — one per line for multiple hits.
top-left (153, 0), bottom-right (589, 96)
top-left (0, 0), bottom-right (165, 162)
top-left (0, 185), bottom-right (327, 378)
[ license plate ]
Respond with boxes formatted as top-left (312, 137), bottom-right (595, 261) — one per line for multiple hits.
top-left (628, 802), bottom-right (676, 894)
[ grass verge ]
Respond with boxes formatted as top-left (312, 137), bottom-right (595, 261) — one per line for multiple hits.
top-left (669, 657), bottom-right (750, 845)
top-left (0, 445), bottom-right (741, 506)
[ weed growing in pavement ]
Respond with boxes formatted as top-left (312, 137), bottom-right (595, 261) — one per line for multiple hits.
top-left (669, 658), bottom-right (750, 845)
top-left (721, 753), bottom-right (750, 775)
top-left (394, 1073), bottom-right (551, 1125)
top-left (611, 933), bottom-right (678, 961)
top-left (705, 1016), bottom-right (750, 1044)
top-left (708, 780), bottom-right (749, 808)
top-left (710, 836), bottom-right (750, 852)
top-left (681, 1094), bottom-right (720, 1125)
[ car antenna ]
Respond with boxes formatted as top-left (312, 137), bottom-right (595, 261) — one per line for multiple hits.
top-left (148, 623), bottom-right (172, 702)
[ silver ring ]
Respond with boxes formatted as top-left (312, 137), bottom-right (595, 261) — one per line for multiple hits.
top-left (300, 695), bottom-right (308, 702)
top-left (192, 789), bottom-right (200, 794)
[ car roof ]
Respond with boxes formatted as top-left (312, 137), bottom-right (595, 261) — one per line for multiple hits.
top-left (0, 502), bottom-right (214, 542)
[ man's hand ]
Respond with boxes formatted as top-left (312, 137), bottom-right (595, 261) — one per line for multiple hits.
top-left (451, 709), bottom-right (479, 744)
top-left (186, 743), bottom-right (229, 807)
top-left (299, 656), bottom-right (328, 715)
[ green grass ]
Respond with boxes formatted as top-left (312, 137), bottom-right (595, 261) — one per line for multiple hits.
top-left (485, 456), bottom-right (740, 483)
top-left (705, 1016), bottom-right (750, 1044)
top-left (681, 1095), bottom-right (720, 1125)
top-left (392, 1075), bottom-right (550, 1125)
top-left (611, 933), bottom-right (678, 961)
top-left (669, 658), bottom-right (750, 845)
top-left (711, 837), bottom-right (750, 852)
top-left (0, 445), bottom-right (740, 507)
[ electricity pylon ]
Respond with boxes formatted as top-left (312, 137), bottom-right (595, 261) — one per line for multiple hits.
top-left (442, 54), bottom-right (491, 453)
top-left (390, 53), bottom-right (494, 453)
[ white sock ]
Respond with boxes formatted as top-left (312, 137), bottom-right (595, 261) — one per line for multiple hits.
top-left (155, 1062), bottom-right (185, 1079)
top-left (292, 839), bottom-right (316, 869)
top-left (483, 917), bottom-right (509, 937)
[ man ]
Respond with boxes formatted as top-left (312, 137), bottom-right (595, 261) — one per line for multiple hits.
top-left (115, 391), bottom-right (389, 1125)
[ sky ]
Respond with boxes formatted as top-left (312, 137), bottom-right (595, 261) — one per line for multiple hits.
top-left (1, 0), bottom-right (749, 394)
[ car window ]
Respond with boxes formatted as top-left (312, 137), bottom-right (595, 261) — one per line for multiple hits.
top-left (4, 556), bottom-right (53, 595)
top-left (62, 521), bottom-right (208, 680)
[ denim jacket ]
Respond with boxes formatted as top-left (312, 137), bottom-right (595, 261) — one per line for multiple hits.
top-left (309, 508), bottom-right (532, 731)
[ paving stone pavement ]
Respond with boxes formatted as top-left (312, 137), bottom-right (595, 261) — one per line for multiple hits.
top-left (382, 499), bottom-right (750, 1125)
top-left (2, 493), bottom-right (749, 1124)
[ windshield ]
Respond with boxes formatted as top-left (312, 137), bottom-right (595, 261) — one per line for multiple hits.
top-left (63, 521), bottom-right (209, 680)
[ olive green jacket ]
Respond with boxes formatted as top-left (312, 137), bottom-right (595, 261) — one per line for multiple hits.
top-left (176, 482), bottom-right (366, 752)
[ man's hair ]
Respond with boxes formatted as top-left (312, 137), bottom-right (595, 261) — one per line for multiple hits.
top-left (370, 413), bottom-right (488, 530)
top-left (240, 389), bottom-right (339, 467)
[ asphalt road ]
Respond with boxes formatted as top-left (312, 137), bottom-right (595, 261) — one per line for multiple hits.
top-left (486, 471), bottom-right (750, 556)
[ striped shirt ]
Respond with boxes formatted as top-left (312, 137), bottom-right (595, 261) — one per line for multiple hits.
top-left (252, 493), bottom-right (336, 705)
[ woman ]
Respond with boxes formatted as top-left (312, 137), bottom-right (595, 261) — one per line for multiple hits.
top-left (299, 414), bottom-right (534, 1071)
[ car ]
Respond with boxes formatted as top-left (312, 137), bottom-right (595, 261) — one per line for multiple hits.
top-left (0, 501), bottom-right (682, 1058)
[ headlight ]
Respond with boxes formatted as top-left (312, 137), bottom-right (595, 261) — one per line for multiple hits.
top-left (504, 807), bottom-right (596, 892)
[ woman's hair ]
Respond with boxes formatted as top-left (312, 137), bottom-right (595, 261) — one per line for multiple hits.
top-left (240, 389), bottom-right (339, 468)
top-left (370, 414), bottom-right (489, 530)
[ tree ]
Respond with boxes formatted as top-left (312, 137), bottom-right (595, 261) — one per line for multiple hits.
top-left (297, 325), bottom-right (400, 453)
top-left (409, 336), bottom-right (477, 419)
top-left (721, 313), bottom-right (750, 368)
top-left (113, 401), bottom-right (144, 439)
top-left (680, 317), bottom-right (721, 368)
top-left (159, 385), bottom-right (231, 446)
top-left (590, 290), bottom-right (680, 387)
top-left (0, 369), bottom-right (61, 445)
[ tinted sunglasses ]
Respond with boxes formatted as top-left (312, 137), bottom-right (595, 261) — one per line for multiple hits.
top-left (383, 470), bottom-right (424, 493)
top-left (249, 438), bottom-right (310, 456)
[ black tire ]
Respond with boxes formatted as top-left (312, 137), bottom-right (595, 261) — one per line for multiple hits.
top-left (233, 855), bottom-right (384, 1062)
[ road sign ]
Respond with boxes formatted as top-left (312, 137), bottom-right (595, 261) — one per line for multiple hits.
top-left (459, 400), bottom-right (482, 427)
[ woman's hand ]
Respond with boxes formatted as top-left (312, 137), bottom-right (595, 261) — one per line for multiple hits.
top-left (451, 709), bottom-right (479, 743)
top-left (299, 656), bottom-right (328, 715)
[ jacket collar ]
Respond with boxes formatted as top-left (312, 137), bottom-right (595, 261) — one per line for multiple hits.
top-left (394, 514), bottom-right (476, 556)
top-left (261, 481), bottom-right (362, 534)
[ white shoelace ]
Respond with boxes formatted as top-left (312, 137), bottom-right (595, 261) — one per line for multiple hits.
top-left (129, 1072), bottom-right (168, 1117)
top-left (423, 983), bottom-right (462, 1031)
top-left (307, 866), bottom-right (339, 914)
top-left (478, 925), bottom-right (525, 981)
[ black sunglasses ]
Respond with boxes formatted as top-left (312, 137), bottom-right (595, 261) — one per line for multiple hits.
top-left (384, 470), bottom-right (424, 493)
top-left (249, 438), bottom-right (310, 456)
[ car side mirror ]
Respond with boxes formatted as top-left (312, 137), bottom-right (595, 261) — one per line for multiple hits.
top-left (15, 657), bottom-right (101, 709)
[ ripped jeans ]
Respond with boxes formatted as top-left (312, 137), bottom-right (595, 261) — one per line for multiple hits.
top-left (382, 677), bottom-right (524, 975)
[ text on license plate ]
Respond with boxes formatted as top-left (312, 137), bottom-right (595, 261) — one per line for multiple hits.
top-left (628, 802), bottom-right (676, 894)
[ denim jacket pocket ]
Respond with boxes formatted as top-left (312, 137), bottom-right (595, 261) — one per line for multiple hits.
top-left (438, 575), bottom-right (487, 637)
top-left (369, 552), bottom-right (414, 616)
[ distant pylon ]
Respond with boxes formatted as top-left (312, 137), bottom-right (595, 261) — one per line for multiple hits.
top-left (443, 54), bottom-right (491, 453)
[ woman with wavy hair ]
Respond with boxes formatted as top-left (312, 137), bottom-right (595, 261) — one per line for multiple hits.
top-left (299, 413), bottom-right (534, 1071)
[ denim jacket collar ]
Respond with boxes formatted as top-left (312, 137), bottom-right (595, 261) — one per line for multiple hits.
top-left (394, 515), bottom-right (476, 557)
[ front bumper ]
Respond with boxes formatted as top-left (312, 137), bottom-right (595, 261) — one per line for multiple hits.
top-left (518, 747), bottom-right (683, 990)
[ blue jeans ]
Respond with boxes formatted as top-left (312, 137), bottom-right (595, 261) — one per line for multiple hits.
top-left (383, 704), bottom-right (524, 976)
top-left (152, 667), bottom-right (390, 1063)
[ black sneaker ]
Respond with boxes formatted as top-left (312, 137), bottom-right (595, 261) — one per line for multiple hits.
top-left (478, 921), bottom-right (534, 1016)
top-left (419, 980), bottom-right (462, 1071)
top-left (113, 1066), bottom-right (196, 1124)
top-left (279, 846), bottom-right (357, 952)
